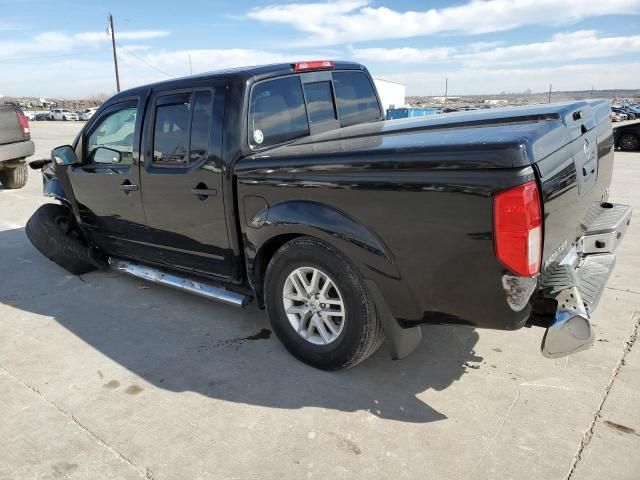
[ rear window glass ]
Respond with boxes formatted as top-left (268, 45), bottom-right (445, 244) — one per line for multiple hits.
top-left (249, 76), bottom-right (309, 148)
top-left (303, 81), bottom-right (336, 125)
top-left (332, 71), bottom-right (381, 127)
top-left (152, 90), bottom-right (214, 166)
top-left (153, 97), bottom-right (190, 165)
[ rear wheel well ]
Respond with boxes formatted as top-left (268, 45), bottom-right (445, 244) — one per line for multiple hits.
top-left (253, 234), bottom-right (302, 307)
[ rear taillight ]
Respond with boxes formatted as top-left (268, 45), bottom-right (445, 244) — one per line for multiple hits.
top-left (16, 110), bottom-right (30, 140)
top-left (293, 60), bottom-right (335, 72)
top-left (493, 180), bottom-right (542, 277)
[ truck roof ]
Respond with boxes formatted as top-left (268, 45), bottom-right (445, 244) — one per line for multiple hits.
top-left (109, 61), bottom-right (366, 101)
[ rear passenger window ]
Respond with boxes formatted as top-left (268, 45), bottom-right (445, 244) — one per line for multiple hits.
top-left (152, 90), bottom-right (213, 166)
top-left (332, 71), bottom-right (382, 127)
top-left (249, 77), bottom-right (309, 148)
top-left (303, 81), bottom-right (336, 125)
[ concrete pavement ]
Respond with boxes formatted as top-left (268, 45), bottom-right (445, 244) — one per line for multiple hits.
top-left (0, 122), bottom-right (638, 479)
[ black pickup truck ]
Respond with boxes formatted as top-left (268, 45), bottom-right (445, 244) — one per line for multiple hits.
top-left (27, 61), bottom-right (632, 370)
top-left (0, 103), bottom-right (34, 189)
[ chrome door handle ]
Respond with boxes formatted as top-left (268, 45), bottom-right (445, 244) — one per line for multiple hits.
top-left (120, 181), bottom-right (138, 194)
top-left (191, 188), bottom-right (217, 196)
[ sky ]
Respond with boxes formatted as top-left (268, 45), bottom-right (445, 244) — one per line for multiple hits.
top-left (1, 0), bottom-right (639, 98)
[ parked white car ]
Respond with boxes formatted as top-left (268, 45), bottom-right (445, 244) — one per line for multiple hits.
top-left (80, 108), bottom-right (98, 121)
top-left (50, 109), bottom-right (79, 121)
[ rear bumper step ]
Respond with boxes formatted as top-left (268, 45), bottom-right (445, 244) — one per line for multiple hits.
top-left (539, 202), bottom-right (632, 358)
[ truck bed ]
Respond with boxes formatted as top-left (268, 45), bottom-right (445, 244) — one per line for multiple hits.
top-left (236, 99), bottom-right (616, 331)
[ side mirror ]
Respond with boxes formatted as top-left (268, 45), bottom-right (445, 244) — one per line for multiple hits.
top-left (51, 145), bottom-right (79, 166)
top-left (93, 147), bottom-right (123, 164)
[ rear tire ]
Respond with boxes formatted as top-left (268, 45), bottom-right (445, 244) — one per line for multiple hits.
top-left (0, 163), bottom-right (28, 189)
top-left (26, 204), bottom-right (99, 275)
top-left (264, 236), bottom-right (384, 370)
top-left (619, 134), bottom-right (640, 151)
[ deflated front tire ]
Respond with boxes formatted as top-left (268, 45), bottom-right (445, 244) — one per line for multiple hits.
top-left (26, 203), bottom-right (102, 275)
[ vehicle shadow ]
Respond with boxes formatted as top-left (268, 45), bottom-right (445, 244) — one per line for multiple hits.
top-left (0, 227), bottom-right (482, 424)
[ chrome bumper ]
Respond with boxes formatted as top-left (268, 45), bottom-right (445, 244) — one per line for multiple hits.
top-left (540, 202), bottom-right (632, 358)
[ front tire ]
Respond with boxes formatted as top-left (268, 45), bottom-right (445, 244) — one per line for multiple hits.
top-left (264, 237), bottom-right (384, 370)
top-left (26, 204), bottom-right (100, 275)
top-left (619, 133), bottom-right (640, 151)
top-left (0, 163), bottom-right (28, 189)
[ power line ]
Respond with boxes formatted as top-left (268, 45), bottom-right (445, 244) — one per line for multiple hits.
top-left (116, 42), bottom-right (174, 78)
top-left (0, 50), bottom-right (110, 62)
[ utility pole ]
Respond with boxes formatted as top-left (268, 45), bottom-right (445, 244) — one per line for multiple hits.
top-left (444, 77), bottom-right (448, 107)
top-left (188, 53), bottom-right (193, 75)
top-left (548, 83), bottom-right (552, 103)
top-left (108, 13), bottom-right (121, 92)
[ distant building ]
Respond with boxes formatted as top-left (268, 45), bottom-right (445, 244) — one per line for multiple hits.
top-left (373, 78), bottom-right (406, 114)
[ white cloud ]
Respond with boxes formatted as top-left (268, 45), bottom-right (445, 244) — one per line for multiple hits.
top-left (75, 30), bottom-right (169, 45)
top-left (350, 31), bottom-right (640, 66)
top-left (350, 46), bottom-right (454, 63)
top-left (248, 0), bottom-right (640, 45)
top-left (0, 30), bottom-right (169, 58)
top-left (457, 30), bottom-right (640, 65)
top-left (379, 62), bottom-right (640, 96)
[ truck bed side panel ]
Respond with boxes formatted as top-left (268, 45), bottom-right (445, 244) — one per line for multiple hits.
top-left (237, 159), bottom-right (536, 329)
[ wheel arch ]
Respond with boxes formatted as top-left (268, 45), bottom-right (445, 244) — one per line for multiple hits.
top-left (244, 200), bottom-right (399, 307)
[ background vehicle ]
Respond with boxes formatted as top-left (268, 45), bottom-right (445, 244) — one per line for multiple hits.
top-left (80, 107), bottom-right (97, 121)
top-left (27, 61), bottom-right (631, 370)
top-left (0, 104), bottom-right (33, 188)
top-left (614, 122), bottom-right (640, 151)
top-left (50, 109), bottom-right (79, 121)
top-left (612, 107), bottom-right (636, 120)
top-left (610, 110), bottom-right (626, 122)
top-left (34, 112), bottom-right (50, 121)
top-left (386, 107), bottom-right (437, 120)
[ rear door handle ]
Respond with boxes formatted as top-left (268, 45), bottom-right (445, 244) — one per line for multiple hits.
top-left (120, 180), bottom-right (138, 194)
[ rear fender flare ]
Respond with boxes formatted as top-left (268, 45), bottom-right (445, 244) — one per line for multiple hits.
top-left (245, 200), bottom-right (399, 291)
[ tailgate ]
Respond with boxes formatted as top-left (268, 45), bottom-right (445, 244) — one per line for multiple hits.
top-left (0, 105), bottom-right (24, 145)
top-left (534, 99), bottom-right (616, 267)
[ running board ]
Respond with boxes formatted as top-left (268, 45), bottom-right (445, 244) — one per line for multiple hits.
top-left (108, 257), bottom-right (249, 308)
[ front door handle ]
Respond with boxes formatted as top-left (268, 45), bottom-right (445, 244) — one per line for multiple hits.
top-left (191, 183), bottom-right (217, 199)
top-left (120, 180), bottom-right (138, 194)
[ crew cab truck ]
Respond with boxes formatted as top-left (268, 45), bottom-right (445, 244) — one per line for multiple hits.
top-left (26, 61), bottom-right (632, 370)
top-left (0, 104), bottom-right (33, 189)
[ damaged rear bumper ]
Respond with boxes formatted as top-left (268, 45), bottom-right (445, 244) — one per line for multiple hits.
top-left (538, 202), bottom-right (632, 358)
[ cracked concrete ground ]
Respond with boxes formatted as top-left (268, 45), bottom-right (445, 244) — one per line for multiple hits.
top-left (0, 122), bottom-right (638, 480)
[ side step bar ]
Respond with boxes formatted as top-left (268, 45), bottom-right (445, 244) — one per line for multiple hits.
top-left (109, 257), bottom-right (249, 308)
